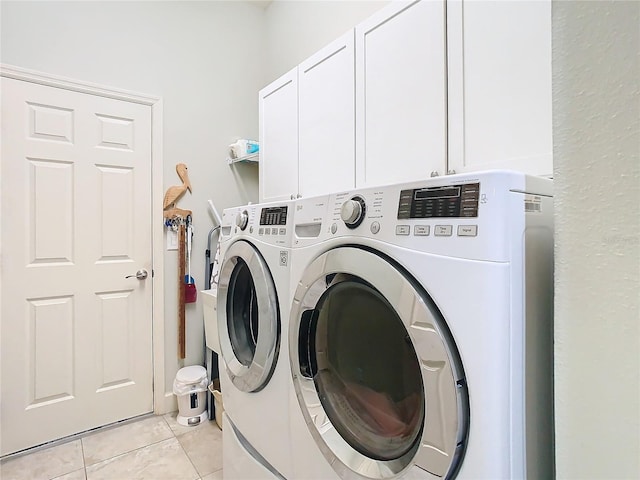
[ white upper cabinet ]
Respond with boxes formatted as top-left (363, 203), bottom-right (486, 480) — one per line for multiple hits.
top-left (259, 67), bottom-right (299, 203)
top-left (258, 0), bottom-right (553, 202)
top-left (447, 0), bottom-right (553, 176)
top-left (299, 31), bottom-right (356, 198)
top-left (355, 0), bottom-right (447, 188)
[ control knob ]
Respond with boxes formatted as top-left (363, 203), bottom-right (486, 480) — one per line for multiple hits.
top-left (235, 210), bottom-right (249, 231)
top-left (340, 196), bottom-right (366, 229)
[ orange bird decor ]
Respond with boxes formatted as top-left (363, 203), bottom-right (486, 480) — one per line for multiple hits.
top-left (163, 163), bottom-right (192, 219)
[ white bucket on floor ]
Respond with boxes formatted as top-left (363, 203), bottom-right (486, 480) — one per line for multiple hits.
top-left (173, 365), bottom-right (208, 426)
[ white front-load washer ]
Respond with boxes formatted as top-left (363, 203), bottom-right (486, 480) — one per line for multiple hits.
top-left (288, 171), bottom-right (554, 479)
top-left (217, 201), bottom-right (294, 479)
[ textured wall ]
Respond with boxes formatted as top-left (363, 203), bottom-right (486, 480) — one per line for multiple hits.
top-left (553, 1), bottom-right (640, 477)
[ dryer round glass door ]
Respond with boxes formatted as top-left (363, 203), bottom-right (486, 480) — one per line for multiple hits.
top-left (218, 240), bottom-right (280, 393)
top-left (290, 246), bottom-right (469, 479)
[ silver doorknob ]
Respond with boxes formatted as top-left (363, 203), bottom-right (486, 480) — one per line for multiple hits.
top-left (125, 269), bottom-right (148, 280)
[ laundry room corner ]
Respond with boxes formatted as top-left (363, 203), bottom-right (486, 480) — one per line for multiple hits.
top-left (0, 0), bottom-right (267, 417)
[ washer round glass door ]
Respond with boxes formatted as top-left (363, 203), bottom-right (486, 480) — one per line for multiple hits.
top-left (290, 246), bottom-right (469, 479)
top-left (218, 240), bottom-right (280, 393)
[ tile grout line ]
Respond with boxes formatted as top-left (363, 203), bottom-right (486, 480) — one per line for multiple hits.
top-left (177, 437), bottom-right (202, 480)
top-left (79, 438), bottom-right (88, 480)
top-left (162, 414), bottom-right (220, 480)
top-left (83, 415), bottom-right (178, 470)
top-left (84, 435), bottom-right (177, 470)
top-left (160, 410), bottom-right (202, 476)
top-left (160, 413), bottom-right (178, 439)
top-left (171, 418), bottom-right (205, 480)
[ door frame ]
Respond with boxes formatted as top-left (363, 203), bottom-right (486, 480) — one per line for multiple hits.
top-left (0, 64), bottom-right (168, 415)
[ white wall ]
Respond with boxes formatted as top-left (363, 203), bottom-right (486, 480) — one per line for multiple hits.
top-left (552, 1), bottom-right (640, 478)
top-left (1, 0), bottom-right (266, 405)
top-left (264, 0), bottom-right (389, 81)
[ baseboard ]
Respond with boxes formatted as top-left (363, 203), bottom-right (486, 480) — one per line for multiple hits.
top-left (155, 391), bottom-right (177, 415)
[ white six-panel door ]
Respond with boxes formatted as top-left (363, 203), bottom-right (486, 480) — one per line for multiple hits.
top-left (0, 77), bottom-right (153, 455)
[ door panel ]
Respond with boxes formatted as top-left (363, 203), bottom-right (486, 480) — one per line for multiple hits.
top-left (447, 0), bottom-right (552, 175)
top-left (298, 31), bottom-right (355, 198)
top-left (356, 0), bottom-right (447, 187)
top-left (259, 68), bottom-right (299, 203)
top-left (1, 77), bottom-right (153, 455)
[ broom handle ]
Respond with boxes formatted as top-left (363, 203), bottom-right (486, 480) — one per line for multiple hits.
top-left (178, 223), bottom-right (186, 359)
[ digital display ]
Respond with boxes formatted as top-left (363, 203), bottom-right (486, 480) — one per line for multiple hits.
top-left (398, 183), bottom-right (480, 219)
top-left (260, 206), bottom-right (288, 226)
top-left (415, 186), bottom-right (461, 200)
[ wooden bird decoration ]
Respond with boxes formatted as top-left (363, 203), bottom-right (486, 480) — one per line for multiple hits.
top-left (163, 163), bottom-right (192, 219)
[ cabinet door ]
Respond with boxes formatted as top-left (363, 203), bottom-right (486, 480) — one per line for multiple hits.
top-left (447, 0), bottom-right (552, 176)
top-left (259, 68), bottom-right (299, 203)
top-left (299, 31), bottom-right (355, 198)
top-left (356, 0), bottom-right (447, 188)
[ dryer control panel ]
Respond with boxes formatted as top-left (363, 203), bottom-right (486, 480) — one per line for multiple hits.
top-left (397, 182), bottom-right (480, 219)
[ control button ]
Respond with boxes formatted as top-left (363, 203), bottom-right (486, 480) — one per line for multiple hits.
top-left (341, 196), bottom-right (366, 229)
top-left (331, 223), bottom-right (338, 234)
top-left (371, 221), bottom-right (380, 234)
top-left (458, 225), bottom-right (478, 237)
top-left (414, 225), bottom-right (430, 236)
top-left (341, 200), bottom-right (362, 225)
top-left (279, 228), bottom-right (286, 235)
top-left (434, 225), bottom-right (453, 236)
top-left (249, 226), bottom-right (253, 234)
top-left (396, 225), bottom-right (410, 236)
top-left (235, 210), bottom-right (249, 231)
top-left (258, 228), bottom-right (264, 235)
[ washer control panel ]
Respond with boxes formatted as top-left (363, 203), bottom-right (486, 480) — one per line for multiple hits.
top-left (260, 206), bottom-right (288, 226)
top-left (222, 203), bottom-right (294, 248)
top-left (296, 171), bottom-right (552, 263)
top-left (397, 182), bottom-right (480, 219)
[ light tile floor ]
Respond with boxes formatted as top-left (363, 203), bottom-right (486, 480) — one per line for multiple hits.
top-left (0, 413), bottom-right (223, 480)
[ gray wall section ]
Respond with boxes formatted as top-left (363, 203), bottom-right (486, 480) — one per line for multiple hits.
top-left (552, 1), bottom-right (640, 477)
top-left (0, 0), bottom-right (266, 396)
top-left (264, 0), bottom-right (389, 81)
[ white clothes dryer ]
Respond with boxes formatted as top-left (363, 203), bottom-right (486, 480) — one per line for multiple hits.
top-left (288, 171), bottom-right (554, 479)
top-left (217, 201), bottom-right (294, 479)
